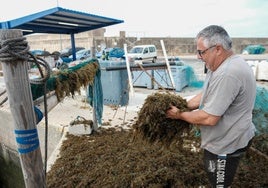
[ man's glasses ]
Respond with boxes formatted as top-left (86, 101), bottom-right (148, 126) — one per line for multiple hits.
top-left (197, 45), bottom-right (216, 57)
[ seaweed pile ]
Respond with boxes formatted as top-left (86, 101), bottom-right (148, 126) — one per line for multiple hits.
top-left (46, 128), bottom-right (209, 187)
top-left (46, 92), bottom-right (268, 187)
top-left (133, 92), bottom-right (192, 147)
top-left (46, 127), bottom-right (268, 187)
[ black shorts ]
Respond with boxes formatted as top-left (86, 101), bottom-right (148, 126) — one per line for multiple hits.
top-left (203, 141), bottom-right (252, 188)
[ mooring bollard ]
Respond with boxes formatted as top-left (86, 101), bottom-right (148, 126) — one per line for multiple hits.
top-left (0, 29), bottom-right (46, 187)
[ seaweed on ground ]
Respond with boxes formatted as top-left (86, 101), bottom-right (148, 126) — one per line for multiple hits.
top-left (46, 92), bottom-right (268, 187)
top-left (46, 128), bottom-right (268, 187)
top-left (46, 128), bottom-right (208, 187)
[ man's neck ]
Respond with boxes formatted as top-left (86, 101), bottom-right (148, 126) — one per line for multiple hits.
top-left (213, 50), bottom-right (234, 71)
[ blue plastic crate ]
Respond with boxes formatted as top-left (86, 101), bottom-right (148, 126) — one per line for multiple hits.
top-left (153, 65), bottom-right (189, 92)
top-left (100, 61), bottom-right (129, 106)
top-left (132, 70), bottom-right (153, 89)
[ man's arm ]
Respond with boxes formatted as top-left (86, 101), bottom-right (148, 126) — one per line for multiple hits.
top-left (187, 93), bottom-right (202, 110)
top-left (166, 105), bottom-right (220, 126)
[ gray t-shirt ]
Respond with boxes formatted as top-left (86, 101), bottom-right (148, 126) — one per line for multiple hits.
top-left (199, 55), bottom-right (256, 155)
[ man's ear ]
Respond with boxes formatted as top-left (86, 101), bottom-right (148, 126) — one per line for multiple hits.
top-left (216, 45), bottom-right (223, 56)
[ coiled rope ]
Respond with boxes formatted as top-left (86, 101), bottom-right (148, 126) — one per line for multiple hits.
top-left (0, 36), bottom-right (29, 62)
top-left (0, 36), bottom-right (50, 175)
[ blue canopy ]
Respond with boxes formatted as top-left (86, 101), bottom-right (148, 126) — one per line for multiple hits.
top-left (0, 7), bottom-right (123, 35)
top-left (0, 7), bottom-right (123, 60)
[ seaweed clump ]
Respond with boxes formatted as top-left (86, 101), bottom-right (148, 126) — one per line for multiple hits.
top-left (54, 60), bottom-right (99, 100)
top-left (133, 92), bottom-right (191, 146)
top-left (30, 59), bottom-right (100, 101)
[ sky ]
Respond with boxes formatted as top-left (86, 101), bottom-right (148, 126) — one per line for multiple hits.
top-left (1, 0), bottom-right (268, 38)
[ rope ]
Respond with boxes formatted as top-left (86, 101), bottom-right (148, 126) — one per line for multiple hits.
top-left (27, 53), bottom-right (50, 175)
top-left (0, 37), bottom-right (29, 62)
top-left (15, 129), bottom-right (40, 154)
top-left (0, 36), bottom-right (50, 83)
top-left (27, 52), bottom-right (51, 84)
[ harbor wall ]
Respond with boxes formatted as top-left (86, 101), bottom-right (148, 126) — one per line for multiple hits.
top-left (25, 29), bottom-right (268, 55)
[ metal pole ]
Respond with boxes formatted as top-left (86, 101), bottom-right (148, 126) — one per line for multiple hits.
top-left (160, 40), bottom-right (175, 89)
top-left (123, 43), bottom-right (134, 97)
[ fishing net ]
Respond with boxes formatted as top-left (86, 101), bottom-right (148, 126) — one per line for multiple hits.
top-left (253, 86), bottom-right (268, 135)
top-left (173, 59), bottom-right (204, 89)
top-left (185, 65), bottom-right (204, 88)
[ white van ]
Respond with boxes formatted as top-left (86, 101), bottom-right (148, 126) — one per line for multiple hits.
top-left (127, 45), bottom-right (157, 63)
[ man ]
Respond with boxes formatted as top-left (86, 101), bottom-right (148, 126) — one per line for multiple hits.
top-left (166, 25), bottom-right (256, 187)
